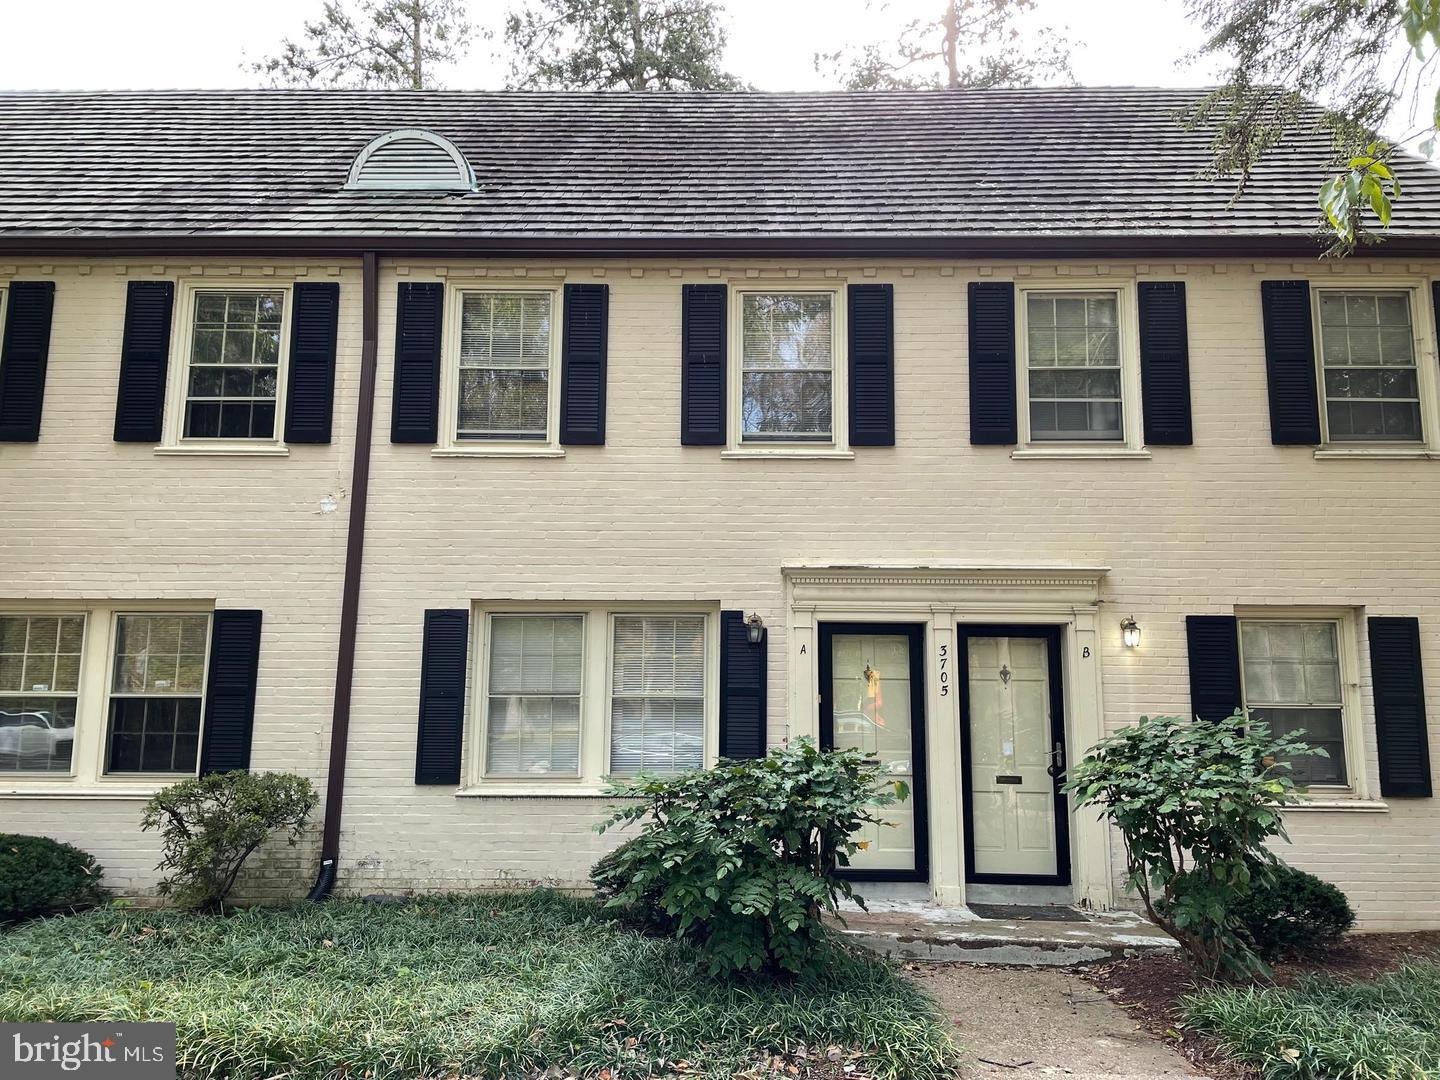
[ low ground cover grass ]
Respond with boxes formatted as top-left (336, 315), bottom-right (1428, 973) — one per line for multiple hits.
top-left (0, 890), bottom-right (955, 1079)
top-left (1182, 960), bottom-right (1440, 1080)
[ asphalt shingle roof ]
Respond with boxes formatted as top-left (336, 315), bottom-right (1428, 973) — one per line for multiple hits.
top-left (2, 87), bottom-right (1439, 255)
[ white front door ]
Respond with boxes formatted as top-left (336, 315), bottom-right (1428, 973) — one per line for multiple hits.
top-left (964, 632), bottom-right (1066, 881)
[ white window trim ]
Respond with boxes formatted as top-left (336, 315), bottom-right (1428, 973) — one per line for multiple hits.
top-left (462, 602), bottom-right (719, 795)
top-left (434, 285), bottom-right (565, 458)
top-left (725, 285), bottom-right (850, 457)
top-left (1235, 606), bottom-right (1370, 802)
top-left (158, 280), bottom-right (295, 456)
top-left (1013, 281), bottom-right (1148, 458)
top-left (0, 600), bottom-right (214, 797)
top-left (1311, 279), bottom-right (1440, 457)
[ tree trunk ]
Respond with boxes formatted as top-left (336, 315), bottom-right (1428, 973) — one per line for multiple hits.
top-left (941, 0), bottom-right (960, 90)
top-left (628, 0), bottom-right (647, 90)
top-left (412, 4), bottom-right (423, 90)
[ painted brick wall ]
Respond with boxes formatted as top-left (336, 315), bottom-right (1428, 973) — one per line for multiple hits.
top-left (4, 257), bottom-right (1439, 926)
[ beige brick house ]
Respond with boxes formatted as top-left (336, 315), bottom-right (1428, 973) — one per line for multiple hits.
top-left (1, 88), bottom-right (1436, 926)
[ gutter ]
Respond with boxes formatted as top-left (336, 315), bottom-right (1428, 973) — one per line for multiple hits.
top-left (0, 232), bottom-right (1436, 260)
top-left (306, 249), bottom-right (379, 903)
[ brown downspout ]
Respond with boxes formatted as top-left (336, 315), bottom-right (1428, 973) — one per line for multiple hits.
top-left (307, 250), bottom-right (379, 901)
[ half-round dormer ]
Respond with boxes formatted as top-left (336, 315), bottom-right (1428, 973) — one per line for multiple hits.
top-left (345, 128), bottom-right (475, 192)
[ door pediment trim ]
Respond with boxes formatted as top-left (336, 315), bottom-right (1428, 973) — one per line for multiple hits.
top-left (783, 563), bottom-right (1108, 608)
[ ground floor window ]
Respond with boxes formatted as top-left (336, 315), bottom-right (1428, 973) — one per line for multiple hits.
top-left (1239, 619), bottom-right (1348, 787)
top-left (0, 604), bottom-right (213, 785)
top-left (474, 605), bottom-right (716, 786)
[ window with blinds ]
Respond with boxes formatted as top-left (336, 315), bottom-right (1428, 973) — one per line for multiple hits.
top-left (457, 292), bottom-right (554, 441)
top-left (485, 615), bottom-right (582, 776)
top-left (1239, 620), bottom-right (1348, 786)
top-left (610, 615), bottom-right (706, 775)
top-left (740, 292), bottom-right (835, 442)
top-left (1025, 291), bottom-right (1124, 442)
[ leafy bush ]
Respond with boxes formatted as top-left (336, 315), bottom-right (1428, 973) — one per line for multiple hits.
top-left (592, 738), bottom-right (906, 975)
top-left (1231, 862), bottom-right (1355, 959)
top-left (141, 771), bottom-right (317, 912)
top-left (1063, 710), bottom-right (1323, 979)
top-left (0, 834), bottom-right (109, 923)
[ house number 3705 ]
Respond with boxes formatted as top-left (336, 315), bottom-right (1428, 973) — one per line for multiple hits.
top-left (938, 643), bottom-right (949, 696)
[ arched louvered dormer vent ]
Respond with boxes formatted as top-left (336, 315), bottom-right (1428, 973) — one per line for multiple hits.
top-left (345, 128), bottom-right (476, 192)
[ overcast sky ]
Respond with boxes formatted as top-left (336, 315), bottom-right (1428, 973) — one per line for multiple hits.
top-left (0, 0), bottom-right (1225, 91)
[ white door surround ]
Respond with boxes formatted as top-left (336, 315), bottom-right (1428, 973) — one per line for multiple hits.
top-left (784, 563), bottom-right (1112, 910)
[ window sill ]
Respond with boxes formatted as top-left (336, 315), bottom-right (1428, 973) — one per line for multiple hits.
top-left (1285, 797), bottom-right (1388, 813)
top-left (154, 443), bottom-right (290, 458)
top-left (1010, 447), bottom-right (1152, 460)
top-left (432, 446), bottom-right (566, 459)
top-left (721, 448), bottom-right (855, 461)
top-left (0, 784), bottom-right (168, 800)
top-left (1313, 447), bottom-right (1439, 461)
top-left (454, 784), bottom-right (616, 798)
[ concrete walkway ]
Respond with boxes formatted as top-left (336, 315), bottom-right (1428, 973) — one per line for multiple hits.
top-left (909, 964), bottom-right (1204, 1080)
top-left (834, 901), bottom-right (1177, 966)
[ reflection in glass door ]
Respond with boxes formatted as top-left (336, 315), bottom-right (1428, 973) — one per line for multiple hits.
top-left (819, 623), bottom-right (927, 879)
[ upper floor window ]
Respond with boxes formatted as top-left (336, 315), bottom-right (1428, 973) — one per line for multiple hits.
top-left (737, 291), bottom-right (838, 445)
top-left (1239, 619), bottom-right (1347, 787)
top-left (457, 291), bottom-right (556, 442)
top-left (1316, 290), bottom-right (1423, 443)
top-left (182, 290), bottom-right (286, 440)
top-left (1023, 290), bottom-right (1124, 442)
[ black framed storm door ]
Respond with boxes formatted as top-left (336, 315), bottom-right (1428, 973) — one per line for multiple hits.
top-left (818, 622), bottom-right (930, 882)
top-left (957, 625), bottom-right (1071, 887)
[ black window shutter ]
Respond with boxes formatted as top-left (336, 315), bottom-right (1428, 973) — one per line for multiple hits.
top-left (1138, 282), bottom-right (1193, 445)
top-left (0, 282), bottom-right (57, 442)
top-left (391, 282), bottom-right (444, 444)
top-left (968, 281), bottom-right (1017, 445)
top-left (848, 283), bottom-right (895, 446)
top-left (113, 281), bottom-right (175, 443)
top-left (681, 284), bottom-right (726, 445)
top-left (719, 609), bottom-right (766, 759)
top-left (1369, 616), bottom-right (1432, 798)
top-left (1260, 280), bottom-right (1321, 445)
top-left (1186, 615), bottom-right (1242, 722)
top-left (415, 608), bottom-right (469, 785)
top-left (198, 609), bottom-right (263, 775)
top-left (560, 283), bottom-right (608, 445)
top-left (283, 282), bottom-right (340, 444)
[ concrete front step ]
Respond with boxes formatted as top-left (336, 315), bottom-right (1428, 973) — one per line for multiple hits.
top-left (831, 903), bottom-right (1177, 966)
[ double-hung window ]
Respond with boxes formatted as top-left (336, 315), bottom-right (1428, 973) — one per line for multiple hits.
top-left (1022, 290), bottom-right (1125, 442)
top-left (105, 614), bottom-right (210, 774)
top-left (474, 607), bottom-right (715, 786)
top-left (484, 614), bottom-right (583, 777)
top-left (736, 291), bottom-right (840, 446)
top-left (1316, 290), bottom-right (1424, 443)
top-left (181, 290), bottom-right (287, 441)
top-left (1239, 619), bottom-right (1348, 787)
top-left (0, 614), bottom-right (83, 774)
top-left (451, 289), bottom-right (559, 448)
top-left (0, 605), bottom-right (213, 786)
top-left (609, 615), bottom-right (705, 776)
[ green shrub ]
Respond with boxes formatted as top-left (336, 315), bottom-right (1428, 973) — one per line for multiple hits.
top-left (592, 737), bottom-right (905, 975)
top-left (141, 771), bottom-right (317, 912)
top-left (0, 834), bottom-right (109, 923)
top-left (1231, 862), bottom-right (1355, 959)
top-left (1063, 710), bottom-right (1324, 979)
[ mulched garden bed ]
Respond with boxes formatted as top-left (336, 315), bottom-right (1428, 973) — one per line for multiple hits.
top-left (1082, 931), bottom-right (1440, 1078)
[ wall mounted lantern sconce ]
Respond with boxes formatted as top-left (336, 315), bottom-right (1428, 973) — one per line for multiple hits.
top-left (746, 612), bottom-right (766, 645)
top-left (1120, 616), bottom-right (1141, 649)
